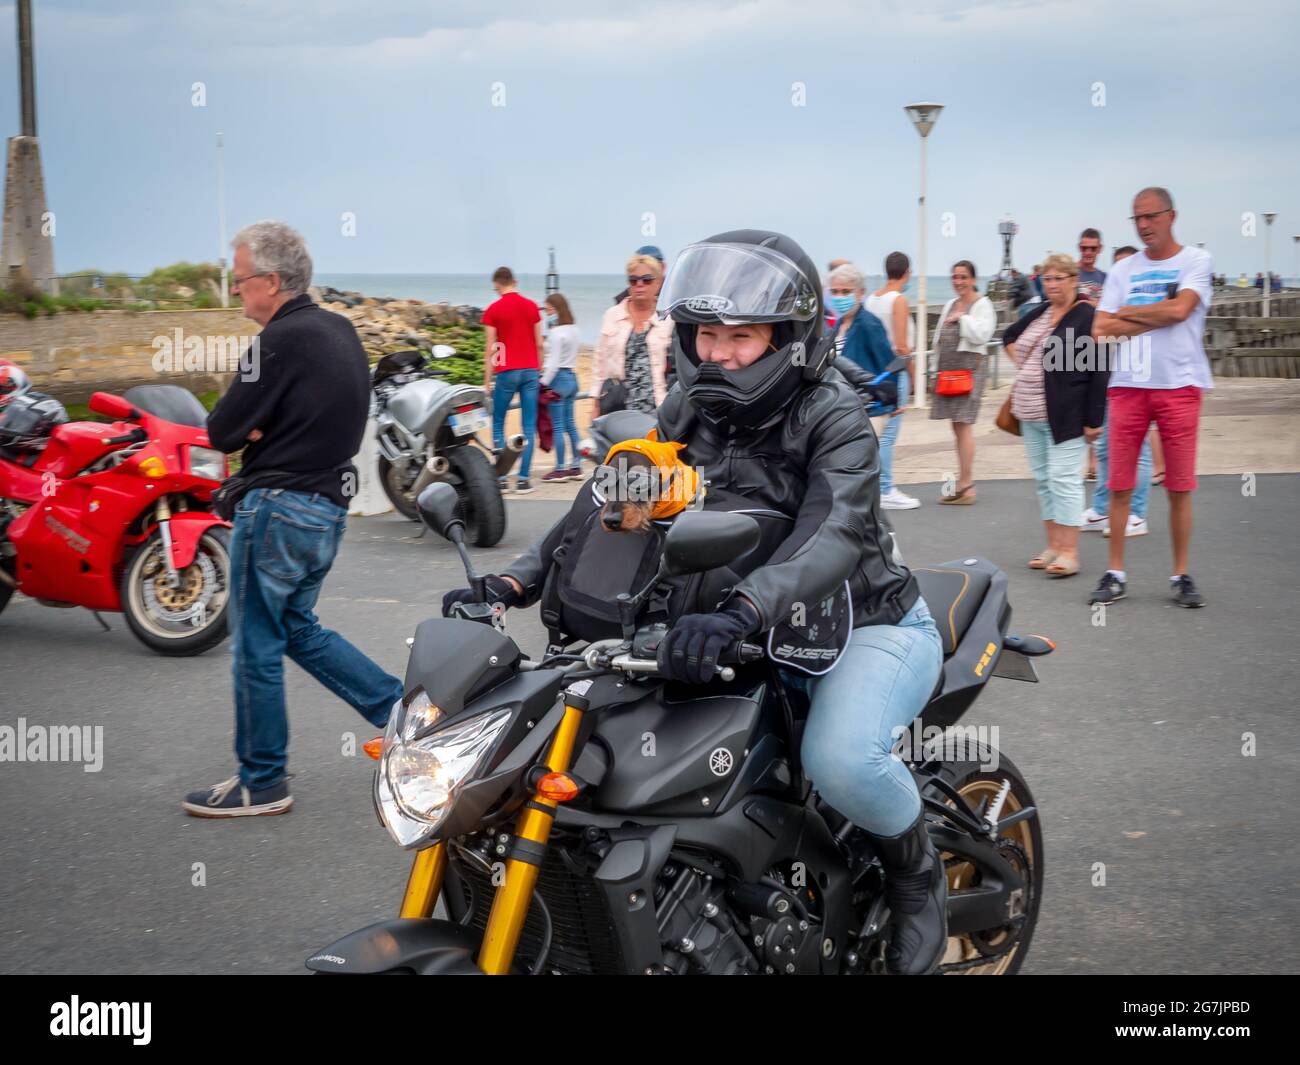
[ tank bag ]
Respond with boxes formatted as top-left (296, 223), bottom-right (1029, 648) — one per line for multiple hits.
top-left (539, 480), bottom-right (851, 673)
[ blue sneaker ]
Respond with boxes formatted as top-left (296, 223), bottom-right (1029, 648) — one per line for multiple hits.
top-left (183, 775), bottom-right (293, 818)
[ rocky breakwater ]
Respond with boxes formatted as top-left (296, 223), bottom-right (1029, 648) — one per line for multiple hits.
top-left (311, 286), bottom-right (482, 357)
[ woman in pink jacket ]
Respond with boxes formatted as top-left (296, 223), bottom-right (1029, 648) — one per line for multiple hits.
top-left (592, 254), bottom-right (675, 414)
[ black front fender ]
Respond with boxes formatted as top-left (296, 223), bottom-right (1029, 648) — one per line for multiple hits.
top-left (306, 918), bottom-right (485, 975)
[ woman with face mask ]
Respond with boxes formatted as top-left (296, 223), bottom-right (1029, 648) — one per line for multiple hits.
top-left (453, 231), bottom-right (949, 975)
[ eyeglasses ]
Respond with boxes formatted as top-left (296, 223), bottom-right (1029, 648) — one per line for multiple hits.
top-left (1078, 244), bottom-right (1101, 252)
top-left (1130, 210), bottom-right (1172, 223)
top-left (627, 275), bottom-right (657, 286)
top-left (1041, 274), bottom-right (1074, 283)
top-left (231, 272), bottom-right (267, 286)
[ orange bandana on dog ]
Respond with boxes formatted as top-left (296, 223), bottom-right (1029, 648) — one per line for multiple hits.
top-left (602, 437), bottom-right (701, 519)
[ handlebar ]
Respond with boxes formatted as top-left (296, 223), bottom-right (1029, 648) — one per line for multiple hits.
top-left (587, 639), bottom-right (765, 683)
top-left (104, 428), bottom-right (148, 446)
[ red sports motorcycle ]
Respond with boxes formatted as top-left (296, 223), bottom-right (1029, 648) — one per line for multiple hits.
top-left (0, 385), bottom-right (232, 655)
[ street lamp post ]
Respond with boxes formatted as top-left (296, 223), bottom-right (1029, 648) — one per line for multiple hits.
top-left (904, 103), bottom-right (943, 410)
top-left (1262, 212), bottom-right (1277, 318)
top-left (1293, 235), bottom-right (1299, 289)
top-left (217, 132), bottom-right (228, 308)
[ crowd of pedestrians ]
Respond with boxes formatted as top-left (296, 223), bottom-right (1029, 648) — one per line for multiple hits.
top-left (189, 185), bottom-right (1214, 817)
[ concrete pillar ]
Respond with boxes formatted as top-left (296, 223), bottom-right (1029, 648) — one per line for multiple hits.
top-left (2, 135), bottom-right (58, 295)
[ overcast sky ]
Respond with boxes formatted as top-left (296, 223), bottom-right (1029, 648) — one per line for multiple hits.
top-left (3, 0), bottom-right (1297, 278)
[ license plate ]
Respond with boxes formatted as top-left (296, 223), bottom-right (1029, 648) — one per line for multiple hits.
top-left (449, 409), bottom-right (488, 436)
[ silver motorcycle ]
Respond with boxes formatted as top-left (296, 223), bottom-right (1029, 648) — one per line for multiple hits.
top-left (371, 346), bottom-right (522, 547)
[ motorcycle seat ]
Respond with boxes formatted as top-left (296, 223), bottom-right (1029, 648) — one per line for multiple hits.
top-left (593, 409), bottom-right (657, 448)
top-left (913, 565), bottom-right (992, 656)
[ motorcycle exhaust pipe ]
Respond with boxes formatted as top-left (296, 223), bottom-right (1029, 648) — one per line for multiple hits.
top-left (409, 454), bottom-right (452, 500)
top-left (493, 434), bottom-right (526, 477)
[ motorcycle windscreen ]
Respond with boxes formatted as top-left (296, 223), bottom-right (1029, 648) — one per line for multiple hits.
top-left (404, 617), bottom-right (521, 716)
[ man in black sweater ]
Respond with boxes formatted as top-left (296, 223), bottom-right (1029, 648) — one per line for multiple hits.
top-left (184, 221), bottom-right (402, 818)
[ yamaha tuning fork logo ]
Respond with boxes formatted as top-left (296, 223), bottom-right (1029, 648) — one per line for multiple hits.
top-left (708, 747), bottom-right (734, 777)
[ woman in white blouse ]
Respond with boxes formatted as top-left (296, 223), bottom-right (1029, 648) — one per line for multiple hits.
top-left (539, 293), bottom-right (583, 481)
top-left (928, 261), bottom-right (997, 504)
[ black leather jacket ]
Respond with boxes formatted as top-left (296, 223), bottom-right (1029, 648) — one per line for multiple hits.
top-left (504, 364), bottom-right (918, 632)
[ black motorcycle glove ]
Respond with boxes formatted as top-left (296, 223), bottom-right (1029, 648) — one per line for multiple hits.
top-left (442, 575), bottom-right (521, 618)
top-left (657, 598), bottom-right (761, 685)
top-left (866, 378), bottom-right (898, 407)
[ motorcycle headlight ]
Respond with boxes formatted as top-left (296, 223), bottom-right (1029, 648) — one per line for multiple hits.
top-left (188, 445), bottom-right (225, 481)
top-left (376, 706), bottom-right (512, 847)
top-left (402, 689), bottom-right (442, 742)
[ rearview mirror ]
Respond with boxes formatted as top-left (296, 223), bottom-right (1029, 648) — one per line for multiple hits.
top-left (662, 511), bottom-right (760, 577)
top-left (88, 391), bottom-right (139, 421)
top-left (417, 483), bottom-right (463, 541)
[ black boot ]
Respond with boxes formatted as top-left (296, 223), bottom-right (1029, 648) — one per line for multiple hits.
top-left (868, 811), bottom-right (948, 974)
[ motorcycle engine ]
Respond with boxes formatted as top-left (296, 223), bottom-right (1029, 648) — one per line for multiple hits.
top-left (656, 861), bottom-right (757, 975)
top-left (655, 860), bottom-right (825, 975)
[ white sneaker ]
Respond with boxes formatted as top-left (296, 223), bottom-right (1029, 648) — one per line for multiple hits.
top-left (880, 488), bottom-right (921, 510)
top-left (1081, 507), bottom-right (1107, 531)
top-left (1102, 515), bottom-right (1149, 538)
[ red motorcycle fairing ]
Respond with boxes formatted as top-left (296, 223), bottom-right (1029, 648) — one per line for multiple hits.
top-left (1, 401), bottom-right (226, 613)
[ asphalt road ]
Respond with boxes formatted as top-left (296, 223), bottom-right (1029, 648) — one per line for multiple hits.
top-left (1, 474), bottom-right (1297, 974)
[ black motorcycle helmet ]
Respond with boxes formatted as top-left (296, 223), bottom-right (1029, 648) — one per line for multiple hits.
top-left (658, 229), bottom-right (833, 434)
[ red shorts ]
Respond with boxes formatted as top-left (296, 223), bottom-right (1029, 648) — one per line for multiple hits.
top-left (1107, 386), bottom-right (1202, 493)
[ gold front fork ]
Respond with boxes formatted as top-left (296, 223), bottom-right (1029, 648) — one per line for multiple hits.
top-left (476, 693), bottom-right (588, 975)
top-left (399, 842), bottom-right (447, 919)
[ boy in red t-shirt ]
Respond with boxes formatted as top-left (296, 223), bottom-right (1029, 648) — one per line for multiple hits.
top-left (481, 266), bottom-right (543, 493)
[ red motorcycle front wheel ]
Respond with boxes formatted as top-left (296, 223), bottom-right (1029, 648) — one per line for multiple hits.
top-left (120, 526), bottom-right (231, 656)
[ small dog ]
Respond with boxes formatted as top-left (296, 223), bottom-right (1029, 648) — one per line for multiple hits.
top-left (599, 449), bottom-right (657, 533)
top-left (596, 437), bottom-right (701, 534)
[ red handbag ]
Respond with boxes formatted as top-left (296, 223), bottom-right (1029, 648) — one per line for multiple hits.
top-left (935, 369), bottom-right (974, 396)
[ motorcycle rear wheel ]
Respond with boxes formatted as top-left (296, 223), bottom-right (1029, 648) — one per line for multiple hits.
top-left (930, 748), bottom-right (1043, 975)
top-left (447, 446), bottom-right (506, 547)
top-left (120, 526), bottom-right (231, 656)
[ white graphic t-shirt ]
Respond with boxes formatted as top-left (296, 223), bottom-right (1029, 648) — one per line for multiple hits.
top-left (1098, 246), bottom-right (1213, 390)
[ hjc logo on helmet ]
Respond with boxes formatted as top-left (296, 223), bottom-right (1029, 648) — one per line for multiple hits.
top-left (684, 295), bottom-right (732, 315)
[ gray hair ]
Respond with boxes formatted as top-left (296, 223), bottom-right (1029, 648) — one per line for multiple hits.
top-left (828, 263), bottom-right (865, 291)
top-left (231, 220), bottom-right (313, 296)
top-left (1135, 186), bottom-right (1174, 211)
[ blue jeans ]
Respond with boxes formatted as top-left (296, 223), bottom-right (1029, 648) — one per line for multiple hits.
top-left (878, 368), bottom-right (909, 494)
top-left (229, 489), bottom-right (403, 790)
top-left (546, 368), bottom-right (581, 468)
top-left (1091, 410), bottom-right (1151, 520)
top-left (492, 368), bottom-right (539, 479)
top-left (1021, 420), bottom-right (1086, 526)
top-left (797, 599), bottom-right (943, 836)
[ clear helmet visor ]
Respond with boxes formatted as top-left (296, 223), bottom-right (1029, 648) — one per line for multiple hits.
top-left (657, 242), bottom-right (819, 324)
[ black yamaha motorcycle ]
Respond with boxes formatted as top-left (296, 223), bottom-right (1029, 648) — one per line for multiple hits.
top-left (308, 484), bottom-right (1052, 975)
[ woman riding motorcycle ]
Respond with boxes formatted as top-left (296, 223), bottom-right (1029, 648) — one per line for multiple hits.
top-left (444, 230), bottom-right (947, 975)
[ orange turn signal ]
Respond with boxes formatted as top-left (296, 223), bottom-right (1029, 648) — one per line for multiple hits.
top-left (536, 772), bottom-right (580, 802)
top-left (363, 736), bottom-right (384, 760)
top-left (136, 455), bottom-right (166, 479)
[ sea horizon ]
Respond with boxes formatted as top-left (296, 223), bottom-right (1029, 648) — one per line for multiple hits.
top-left (315, 272), bottom-right (978, 344)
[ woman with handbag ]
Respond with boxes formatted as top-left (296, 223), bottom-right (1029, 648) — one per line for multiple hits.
top-left (591, 254), bottom-right (674, 416)
top-left (539, 293), bottom-right (583, 482)
top-left (999, 253), bottom-right (1107, 578)
top-left (929, 260), bottom-right (997, 503)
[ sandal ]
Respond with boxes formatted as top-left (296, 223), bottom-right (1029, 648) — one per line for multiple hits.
top-left (1046, 555), bottom-right (1080, 578)
top-left (939, 484), bottom-right (977, 505)
top-left (1028, 550), bottom-right (1059, 570)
